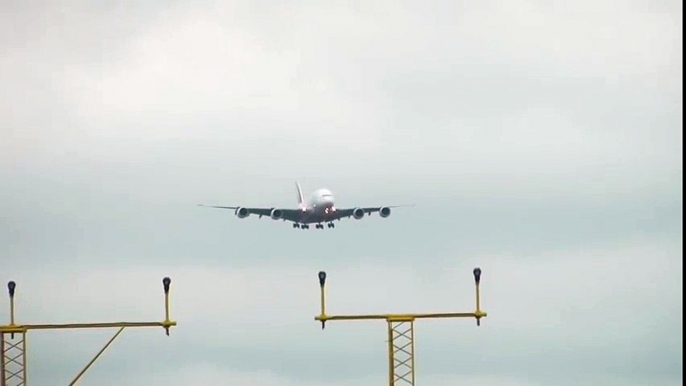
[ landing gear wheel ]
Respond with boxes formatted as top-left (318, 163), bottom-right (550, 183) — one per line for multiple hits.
top-left (293, 223), bottom-right (300, 228)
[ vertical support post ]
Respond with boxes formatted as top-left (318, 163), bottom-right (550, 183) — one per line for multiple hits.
top-left (318, 272), bottom-right (327, 329)
top-left (1, 332), bottom-right (26, 386)
top-left (7, 283), bottom-right (15, 328)
top-left (8, 283), bottom-right (16, 340)
top-left (473, 268), bottom-right (482, 326)
top-left (388, 319), bottom-right (415, 386)
top-left (162, 277), bottom-right (171, 336)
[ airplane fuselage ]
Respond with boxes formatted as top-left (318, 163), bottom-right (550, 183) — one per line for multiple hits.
top-left (294, 188), bottom-right (339, 224)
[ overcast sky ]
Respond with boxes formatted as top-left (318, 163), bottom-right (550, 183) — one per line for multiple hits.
top-left (0, 0), bottom-right (683, 385)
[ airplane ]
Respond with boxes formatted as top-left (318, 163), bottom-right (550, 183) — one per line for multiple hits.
top-left (198, 182), bottom-right (414, 229)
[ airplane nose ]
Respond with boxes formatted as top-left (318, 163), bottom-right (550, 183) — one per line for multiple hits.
top-left (322, 197), bottom-right (334, 207)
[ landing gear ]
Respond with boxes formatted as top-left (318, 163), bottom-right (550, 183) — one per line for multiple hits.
top-left (294, 223), bottom-right (334, 229)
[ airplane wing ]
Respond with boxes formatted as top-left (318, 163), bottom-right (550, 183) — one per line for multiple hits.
top-left (197, 204), bottom-right (302, 222)
top-left (330, 204), bottom-right (415, 220)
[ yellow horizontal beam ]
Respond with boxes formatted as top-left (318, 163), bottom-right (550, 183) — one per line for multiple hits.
top-left (0, 325), bottom-right (27, 334)
top-left (0, 321), bottom-right (176, 332)
top-left (316, 311), bottom-right (486, 322)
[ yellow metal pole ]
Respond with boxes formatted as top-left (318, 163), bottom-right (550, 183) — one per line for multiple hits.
top-left (165, 291), bottom-right (170, 321)
top-left (68, 327), bottom-right (125, 386)
top-left (318, 271), bottom-right (327, 329)
top-left (163, 277), bottom-right (171, 336)
top-left (476, 284), bottom-right (481, 312)
top-left (8, 282), bottom-right (15, 340)
top-left (474, 267), bottom-right (482, 326)
top-left (8, 282), bottom-right (15, 326)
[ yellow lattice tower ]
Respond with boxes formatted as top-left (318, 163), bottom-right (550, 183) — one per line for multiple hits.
top-left (0, 278), bottom-right (177, 385)
top-left (314, 268), bottom-right (487, 386)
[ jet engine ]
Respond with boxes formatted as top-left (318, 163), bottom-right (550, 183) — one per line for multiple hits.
top-left (235, 207), bottom-right (249, 218)
top-left (270, 208), bottom-right (283, 220)
top-left (352, 207), bottom-right (365, 219)
top-left (379, 207), bottom-right (391, 218)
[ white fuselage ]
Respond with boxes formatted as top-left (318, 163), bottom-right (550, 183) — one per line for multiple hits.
top-left (302, 188), bottom-right (336, 218)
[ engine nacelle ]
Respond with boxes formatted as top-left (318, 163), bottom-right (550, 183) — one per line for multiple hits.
top-left (352, 207), bottom-right (365, 220)
top-left (270, 208), bottom-right (283, 220)
top-left (235, 207), bottom-right (249, 219)
top-left (379, 207), bottom-right (391, 218)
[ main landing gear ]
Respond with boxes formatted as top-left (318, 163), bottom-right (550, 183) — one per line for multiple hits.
top-left (294, 222), bottom-right (334, 229)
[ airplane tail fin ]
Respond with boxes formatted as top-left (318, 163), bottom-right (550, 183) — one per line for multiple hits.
top-left (295, 181), bottom-right (304, 205)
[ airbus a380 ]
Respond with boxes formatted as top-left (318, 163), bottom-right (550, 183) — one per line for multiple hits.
top-left (198, 182), bottom-right (413, 229)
